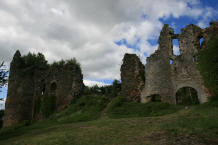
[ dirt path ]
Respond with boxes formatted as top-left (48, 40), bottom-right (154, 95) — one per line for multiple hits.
top-left (101, 99), bottom-right (114, 118)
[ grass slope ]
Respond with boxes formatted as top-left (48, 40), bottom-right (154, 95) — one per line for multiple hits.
top-left (0, 96), bottom-right (218, 145)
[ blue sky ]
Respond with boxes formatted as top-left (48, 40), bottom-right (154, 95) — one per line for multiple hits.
top-left (0, 0), bottom-right (218, 109)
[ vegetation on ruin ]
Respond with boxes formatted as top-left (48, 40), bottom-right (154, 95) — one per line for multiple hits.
top-left (21, 52), bottom-right (81, 71)
top-left (41, 95), bottom-right (57, 118)
top-left (21, 52), bottom-right (49, 70)
top-left (50, 58), bottom-right (81, 71)
top-left (197, 36), bottom-right (218, 96)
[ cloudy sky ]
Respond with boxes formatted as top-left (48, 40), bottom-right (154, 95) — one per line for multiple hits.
top-left (0, 0), bottom-right (217, 106)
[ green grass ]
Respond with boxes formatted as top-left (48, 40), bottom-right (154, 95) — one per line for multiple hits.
top-left (50, 95), bottom-right (109, 123)
top-left (107, 97), bottom-right (183, 118)
top-left (0, 96), bottom-right (218, 145)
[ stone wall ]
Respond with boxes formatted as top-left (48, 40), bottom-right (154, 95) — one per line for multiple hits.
top-left (3, 51), bottom-right (83, 127)
top-left (3, 51), bottom-right (35, 127)
top-left (120, 54), bottom-right (145, 102)
top-left (141, 22), bottom-right (218, 104)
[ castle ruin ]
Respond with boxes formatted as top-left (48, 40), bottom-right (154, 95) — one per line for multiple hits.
top-left (3, 51), bottom-right (83, 127)
top-left (140, 22), bottom-right (218, 104)
top-left (3, 22), bottom-right (218, 127)
top-left (121, 22), bottom-right (217, 104)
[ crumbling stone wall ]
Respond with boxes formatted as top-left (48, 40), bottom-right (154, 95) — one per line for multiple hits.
top-left (141, 22), bottom-right (218, 104)
top-left (4, 51), bottom-right (83, 127)
top-left (3, 51), bottom-right (35, 127)
top-left (120, 54), bottom-right (145, 102)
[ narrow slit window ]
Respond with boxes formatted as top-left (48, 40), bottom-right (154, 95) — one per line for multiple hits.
top-left (173, 39), bottom-right (180, 55)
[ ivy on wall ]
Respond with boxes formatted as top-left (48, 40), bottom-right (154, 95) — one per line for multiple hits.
top-left (197, 36), bottom-right (218, 96)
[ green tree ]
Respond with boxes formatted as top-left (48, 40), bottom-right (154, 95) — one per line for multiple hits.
top-left (0, 62), bottom-right (8, 88)
top-left (197, 36), bottom-right (218, 96)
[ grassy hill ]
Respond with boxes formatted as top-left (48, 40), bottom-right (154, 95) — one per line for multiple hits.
top-left (0, 95), bottom-right (218, 145)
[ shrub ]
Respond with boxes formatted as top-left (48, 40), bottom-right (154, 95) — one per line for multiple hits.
top-left (0, 110), bottom-right (4, 128)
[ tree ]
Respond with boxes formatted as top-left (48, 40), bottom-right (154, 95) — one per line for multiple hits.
top-left (197, 36), bottom-right (218, 96)
top-left (0, 62), bottom-right (8, 89)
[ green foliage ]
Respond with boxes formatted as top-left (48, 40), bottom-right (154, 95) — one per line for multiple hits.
top-left (0, 62), bottom-right (8, 87)
top-left (1, 97), bottom-right (218, 144)
top-left (83, 79), bottom-right (121, 98)
top-left (33, 98), bottom-right (41, 117)
top-left (208, 96), bottom-right (218, 107)
top-left (21, 52), bottom-right (48, 69)
top-left (41, 95), bottom-right (56, 118)
top-left (107, 97), bottom-right (182, 118)
top-left (50, 58), bottom-right (81, 71)
top-left (197, 36), bottom-right (218, 96)
top-left (20, 53), bottom-right (81, 72)
top-left (51, 95), bottom-right (109, 123)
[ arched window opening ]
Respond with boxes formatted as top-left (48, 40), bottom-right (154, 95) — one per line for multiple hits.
top-left (176, 87), bottom-right (199, 105)
top-left (173, 39), bottom-right (180, 55)
top-left (147, 94), bottom-right (161, 102)
top-left (50, 82), bottom-right (57, 91)
top-left (170, 59), bottom-right (173, 64)
top-left (192, 56), bottom-right (196, 62)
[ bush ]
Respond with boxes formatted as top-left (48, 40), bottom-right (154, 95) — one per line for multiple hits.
top-left (208, 96), bottom-right (218, 107)
top-left (197, 36), bottom-right (218, 96)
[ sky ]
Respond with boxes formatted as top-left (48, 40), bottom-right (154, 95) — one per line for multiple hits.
top-left (0, 0), bottom-right (217, 109)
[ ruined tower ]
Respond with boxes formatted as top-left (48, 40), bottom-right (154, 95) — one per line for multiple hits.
top-left (3, 51), bottom-right (35, 127)
top-left (120, 54), bottom-right (145, 102)
top-left (4, 51), bottom-right (84, 127)
top-left (141, 22), bottom-right (218, 104)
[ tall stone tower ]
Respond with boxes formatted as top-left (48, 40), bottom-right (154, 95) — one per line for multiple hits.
top-left (120, 53), bottom-right (145, 102)
top-left (4, 51), bottom-right (35, 127)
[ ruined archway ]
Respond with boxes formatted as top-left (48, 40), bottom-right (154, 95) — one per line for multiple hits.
top-left (147, 94), bottom-right (162, 102)
top-left (176, 87), bottom-right (199, 105)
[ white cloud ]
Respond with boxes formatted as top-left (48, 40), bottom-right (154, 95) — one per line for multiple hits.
top-left (0, 0), bottom-right (216, 81)
top-left (84, 80), bottom-right (110, 87)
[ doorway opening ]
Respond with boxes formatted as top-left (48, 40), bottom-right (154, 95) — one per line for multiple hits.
top-left (176, 87), bottom-right (199, 105)
top-left (147, 94), bottom-right (161, 102)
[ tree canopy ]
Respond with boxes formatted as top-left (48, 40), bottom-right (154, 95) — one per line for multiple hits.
top-left (0, 62), bottom-right (8, 88)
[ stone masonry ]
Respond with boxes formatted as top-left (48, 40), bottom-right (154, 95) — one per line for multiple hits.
top-left (3, 51), bottom-right (83, 127)
top-left (141, 22), bottom-right (218, 104)
top-left (121, 54), bottom-right (145, 102)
